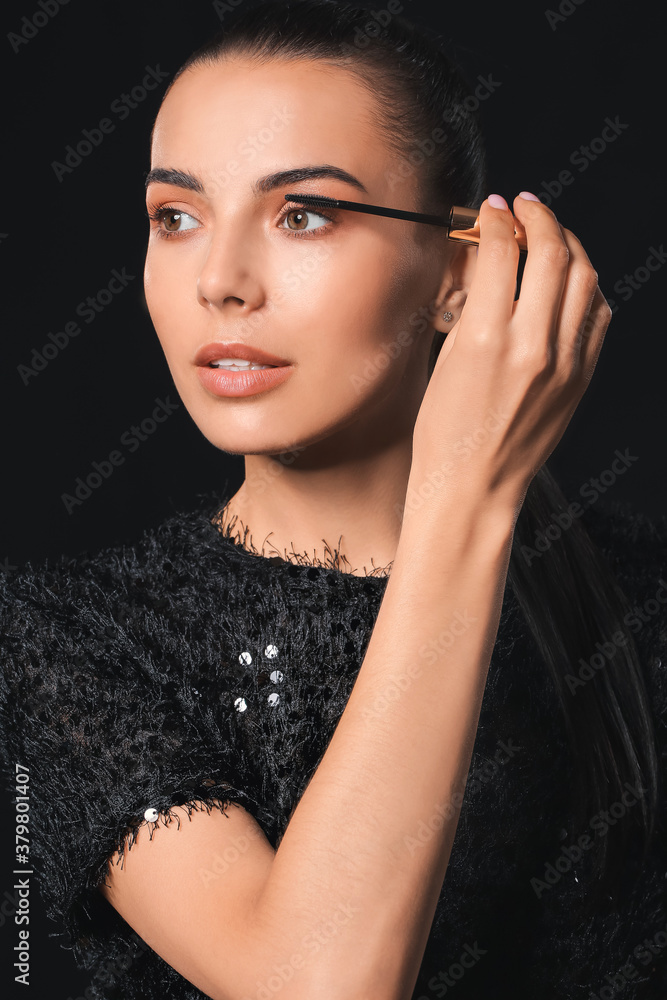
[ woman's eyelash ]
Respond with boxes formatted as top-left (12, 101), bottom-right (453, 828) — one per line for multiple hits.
top-left (279, 201), bottom-right (336, 238)
top-left (146, 205), bottom-right (175, 223)
top-left (145, 202), bottom-right (337, 240)
top-left (146, 205), bottom-right (189, 239)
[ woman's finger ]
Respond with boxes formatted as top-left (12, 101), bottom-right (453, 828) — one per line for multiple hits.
top-left (458, 196), bottom-right (521, 337)
top-left (510, 194), bottom-right (570, 348)
top-left (575, 284), bottom-right (612, 379)
top-left (554, 226), bottom-right (611, 376)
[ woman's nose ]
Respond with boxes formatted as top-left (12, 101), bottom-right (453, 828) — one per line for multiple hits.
top-left (196, 225), bottom-right (265, 311)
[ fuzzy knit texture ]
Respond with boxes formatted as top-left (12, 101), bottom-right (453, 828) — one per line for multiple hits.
top-left (1, 487), bottom-right (666, 1000)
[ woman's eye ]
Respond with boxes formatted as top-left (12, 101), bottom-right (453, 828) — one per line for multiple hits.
top-left (280, 207), bottom-right (331, 235)
top-left (148, 204), bottom-right (332, 239)
top-left (153, 208), bottom-right (200, 235)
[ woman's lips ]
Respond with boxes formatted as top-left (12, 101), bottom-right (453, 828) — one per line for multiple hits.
top-left (196, 364), bottom-right (294, 397)
top-left (194, 341), bottom-right (290, 367)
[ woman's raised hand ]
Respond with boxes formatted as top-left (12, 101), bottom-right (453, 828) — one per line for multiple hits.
top-left (411, 192), bottom-right (612, 521)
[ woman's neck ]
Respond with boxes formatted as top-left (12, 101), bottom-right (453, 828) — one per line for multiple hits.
top-left (218, 448), bottom-right (413, 577)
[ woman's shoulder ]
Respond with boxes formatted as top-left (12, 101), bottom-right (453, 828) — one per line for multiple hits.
top-left (0, 501), bottom-right (224, 621)
top-left (0, 501), bottom-right (271, 969)
top-left (0, 501), bottom-right (235, 728)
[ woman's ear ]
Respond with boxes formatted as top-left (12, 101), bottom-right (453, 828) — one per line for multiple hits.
top-left (433, 242), bottom-right (477, 332)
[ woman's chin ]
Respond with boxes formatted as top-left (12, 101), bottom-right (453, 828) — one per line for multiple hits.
top-left (196, 427), bottom-right (309, 458)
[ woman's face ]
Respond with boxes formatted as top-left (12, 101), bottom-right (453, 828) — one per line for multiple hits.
top-left (145, 56), bottom-right (457, 459)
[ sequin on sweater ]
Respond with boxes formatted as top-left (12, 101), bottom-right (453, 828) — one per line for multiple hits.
top-left (1, 490), bottom-right (666, 999)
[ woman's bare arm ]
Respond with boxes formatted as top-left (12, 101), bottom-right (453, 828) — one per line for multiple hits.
top-left (100, 194), bottom-right (611, 1000)
top-left (251, 495), bottom-right (516, 1000)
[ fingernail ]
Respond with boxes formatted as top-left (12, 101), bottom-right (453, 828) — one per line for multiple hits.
top-left (487, 194), bottom-right (508, 210)
top-left (518, 191), bottom-right (541, 202)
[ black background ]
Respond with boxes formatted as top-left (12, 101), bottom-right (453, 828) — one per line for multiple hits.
top-left (1, 0), bottom-right (665, 996)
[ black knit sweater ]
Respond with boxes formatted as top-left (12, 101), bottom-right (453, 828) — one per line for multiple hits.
top-left (1, 491), bottom-right (666, 999)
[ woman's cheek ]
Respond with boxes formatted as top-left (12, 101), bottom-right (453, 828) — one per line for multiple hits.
top-left (144, 257), bottom-right (182, 340)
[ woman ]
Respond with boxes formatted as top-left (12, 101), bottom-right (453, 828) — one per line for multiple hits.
top-left (1, 1), bottom-right (666, 998)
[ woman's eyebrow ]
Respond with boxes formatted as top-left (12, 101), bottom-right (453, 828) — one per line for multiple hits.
top-left (144, 164), bottom-right (368, 196)
top-left (254, 165), bottom-right (368, 195)
top-left (145, 168), bottom-right (205, 193)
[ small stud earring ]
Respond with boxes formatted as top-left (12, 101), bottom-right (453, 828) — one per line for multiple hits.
top-left (442, 311), bottom-right (453, 322)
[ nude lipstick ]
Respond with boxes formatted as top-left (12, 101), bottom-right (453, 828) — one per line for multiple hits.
top-left (195, 342), bottom-right (294, 398)
top-left (283, 193), bottom-right (528, 253)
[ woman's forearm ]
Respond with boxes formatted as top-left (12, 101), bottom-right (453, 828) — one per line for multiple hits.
top-left (249, 482), bottom-right (517, 1000)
